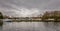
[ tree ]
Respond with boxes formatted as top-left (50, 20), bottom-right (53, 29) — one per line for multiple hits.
top-left (42, 11), bottom-right (49, 20)
top-left (0, 12), bottom-right (3, 19)
top-left (42, 11), bottom-right (60, 21)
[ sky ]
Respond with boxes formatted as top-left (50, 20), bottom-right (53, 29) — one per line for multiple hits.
top-left (0, 0), bottom-right (60, 17)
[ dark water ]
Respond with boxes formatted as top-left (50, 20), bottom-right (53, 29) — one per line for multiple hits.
top-left (0, 20), bottom-right (60, 31)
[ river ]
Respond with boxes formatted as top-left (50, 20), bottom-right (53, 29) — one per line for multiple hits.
top-left (0, 20), bottom-right (60, 31)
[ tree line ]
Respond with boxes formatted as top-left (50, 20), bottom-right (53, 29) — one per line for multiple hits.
top-left (41, 11), bottom-right (60, 21)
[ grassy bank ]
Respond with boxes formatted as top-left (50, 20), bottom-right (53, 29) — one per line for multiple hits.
top-left (5, 19), bottom-right (60, 22)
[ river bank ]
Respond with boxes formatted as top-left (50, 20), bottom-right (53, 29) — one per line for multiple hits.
top-left (4, 19), bottom-right (60, 22)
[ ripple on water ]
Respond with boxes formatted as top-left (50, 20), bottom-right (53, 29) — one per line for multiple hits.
top-left (1, 22), bottom-right (60, 31)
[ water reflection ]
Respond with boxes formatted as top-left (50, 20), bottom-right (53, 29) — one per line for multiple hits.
top-left (0, 20), bottom-right (3, 31)
top-left (0, 20), bottom-right (3, 26)
top-left (0, 19), bottom-right (60, 31)
top-left (2, 22), bottom-right (60, 31)
top-left (44, 22), bottom-right (60, 31)
top-left (0, 25), bottom-right (3, 31)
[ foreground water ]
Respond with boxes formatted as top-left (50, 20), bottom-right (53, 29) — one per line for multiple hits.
top-left (0, 20), bottom-right (60, 31)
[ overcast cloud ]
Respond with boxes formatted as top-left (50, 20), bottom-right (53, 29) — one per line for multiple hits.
top-left (0, 0), bottom-right (60, 17)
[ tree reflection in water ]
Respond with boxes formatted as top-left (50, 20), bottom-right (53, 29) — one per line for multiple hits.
top-left (0, 24), bottom-right (3, 31)
top-left (44, 22), bottom-right (60, 31)
top-left (0, 19), bottom-right (3, 26)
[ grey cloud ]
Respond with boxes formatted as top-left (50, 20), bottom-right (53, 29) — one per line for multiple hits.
top-left (0, 0), bottom-right (60, 17)
top-left (44, 0), bottom-right (60, 10)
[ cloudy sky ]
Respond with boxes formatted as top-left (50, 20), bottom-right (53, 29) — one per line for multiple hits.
top-left (0, 0), bottom-right (60, 17)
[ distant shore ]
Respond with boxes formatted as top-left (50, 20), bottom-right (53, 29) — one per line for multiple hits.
top-left (4, 19), bottom-right (60, 22)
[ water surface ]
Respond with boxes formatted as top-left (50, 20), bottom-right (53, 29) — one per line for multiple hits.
top-left (0, 20), bottom-right (60, 31)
